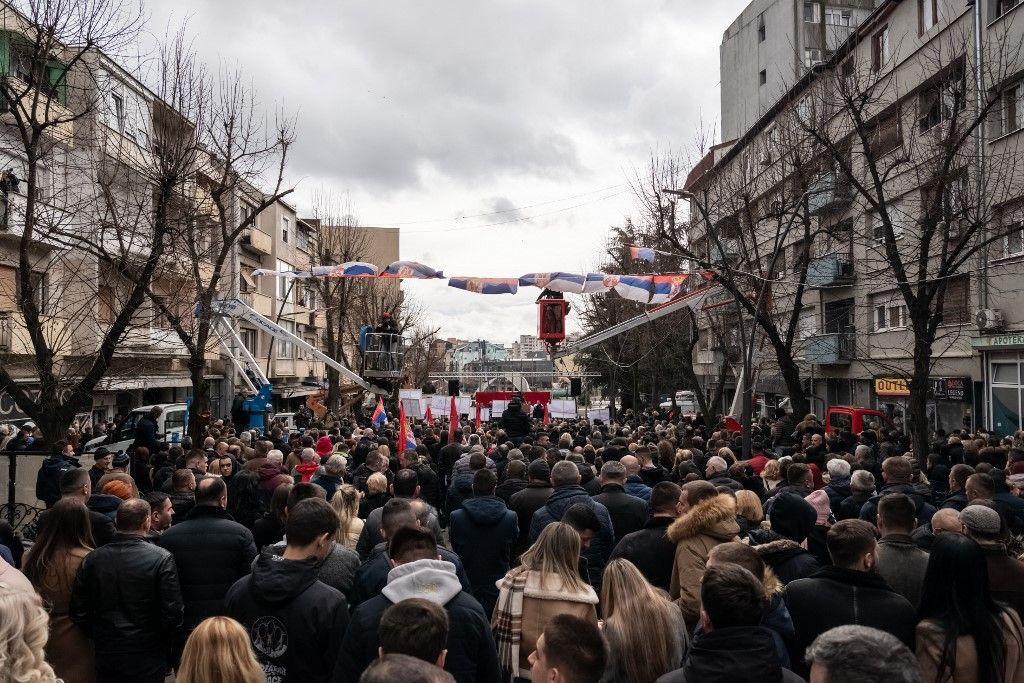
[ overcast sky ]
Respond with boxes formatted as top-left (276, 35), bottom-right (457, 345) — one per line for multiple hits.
top-left (146, 0), bottom-right (748, 345)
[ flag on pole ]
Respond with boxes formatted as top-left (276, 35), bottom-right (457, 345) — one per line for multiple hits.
top-left (398, 402), bottom-right (416, 452)
top-left (543, 401), bottom-right (550, 425)
top-left (628, 245), bottom-right (656, 262)
top-left (448, 395), bottom-right (458, 444)
top-left (372, 398), bottom-right (388, 428)
top-left (475, 403), bottom-right (482, 431)
top-left (424, 405), bottom-right (433, 423)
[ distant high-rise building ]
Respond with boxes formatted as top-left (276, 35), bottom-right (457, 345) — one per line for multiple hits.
top-left (720, 0), bottom-right (880, 141)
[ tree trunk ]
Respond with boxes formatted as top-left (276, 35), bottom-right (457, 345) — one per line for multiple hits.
top-left (909, 332), bottom-right (934, 467)
top-left (776, 348), bottom-right (810, 418)
top-left (709, 362), bottom-right (729, 419)
top-left (187, 355), bottom-right (210, 443)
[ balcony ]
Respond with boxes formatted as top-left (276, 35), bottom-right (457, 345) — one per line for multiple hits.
top-left (239, 291), bottom-right (273, 317)
top-left (241, 228), bottom-right (272, 255)
top-left (804, 331), bottom-right (855, 365)
top-left (807, 254), bottom-right (856, 288)
top-left (710, 237), bottom-right (741, 264)
top-left (807, 172), bottom-right (852, 216)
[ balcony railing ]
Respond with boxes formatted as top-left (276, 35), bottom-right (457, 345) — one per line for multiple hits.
top-left (806, 254), bottom-right (856, 288)
top-left (241, 228), bottom-right (272, 255)
top-left (807, 172), bottom-right (852, 216)
top-left (804, 331), bottom-right (855, 365)
top-left (710, 237), bottom-right (741, 265)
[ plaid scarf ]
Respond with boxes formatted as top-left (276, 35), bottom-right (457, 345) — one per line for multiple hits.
top-left (492, 568), bottom-right (529, 679)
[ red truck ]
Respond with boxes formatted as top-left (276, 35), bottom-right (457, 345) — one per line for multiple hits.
top-left (824, 406), bottom-right (891, 435)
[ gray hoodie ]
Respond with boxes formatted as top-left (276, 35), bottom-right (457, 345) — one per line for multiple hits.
top-left (382, 558), bottom-right (463, 605)
top-left (258, 540), bottom-right (359, 599)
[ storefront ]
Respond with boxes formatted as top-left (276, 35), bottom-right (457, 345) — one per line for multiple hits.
top-left (872, 376), bottom-right (973, 434)
top-left (972, 333), bottom-right (1024, 436)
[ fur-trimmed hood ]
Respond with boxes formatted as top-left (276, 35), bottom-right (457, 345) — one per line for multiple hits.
top-left (667, 493), bottom-right (740, 543)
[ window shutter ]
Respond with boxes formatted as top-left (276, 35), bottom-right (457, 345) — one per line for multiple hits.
top-left (0, 265), bottom-right (15, 311)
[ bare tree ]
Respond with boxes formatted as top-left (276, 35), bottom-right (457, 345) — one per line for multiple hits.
top-left (0, 0), bottom-right (179, 450)
top-left (794, 20), bottom-right (1024, 462)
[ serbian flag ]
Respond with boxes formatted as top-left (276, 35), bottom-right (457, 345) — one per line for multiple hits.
top-left (613, 275), bottom-right (655, 303)
top-left (424, 405), bottom-right (433, 423)
top-left (448, 277), bottom-right (519, 295)
top-left (398, 402), bottom-right (416, 451)
top-left (311, 262), bottom-right (379, 278)
top-left (381, 261), bottom-right (445, 279)
top-left (448, 395), bottom-right (458, 443)
top-left (372, 398), bottom-right (388, 427)
top-left (543, 401), bottom-right (550, 425)
top-left (629, 245), bottom-right (656, 262)
top-left (649, 274), bottom-right (689, 304)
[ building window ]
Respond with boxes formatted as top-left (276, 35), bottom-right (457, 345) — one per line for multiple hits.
top-left (941, 275), bottom-right (970, 325)
top-left (276, 259), bottom-right (294, 301)
top-left (35, 165), bottom-right (51, 203)
top-left (277, 320), bottom-right (295, 359)
top-left (798, 309), bottom-right (818, 339)
top-left (997, 0), bottom-right (1022, 18)
top-left (918, 80), bottom-right (962, 133)
top-left (804, 2), bottom-right (821, 22)
top-left (241, 200), bottom-right (257, 226)
top-left (870, 110), bottom-right (902, 155)
top-left (1000, 79), bottom-right (1024, 137)
top-left (805, 49), bottom-right (823, 69)
top-left (297, 225), bottom-right (310, 251)
top-left (757, 14), bottom-right (766, 42)
top-left (873, 295), bottom-right (909, 331)
top-left (111, 93), bottom-right (125, 132)
top-left (759, 69), bottom-right (767, 86)
top-left (919, 0), bottom-right (938, 32)
top-left (281, 216), bottom-right (290, 243)
top-left (871, 211), bottom-right (906, 244)
top-left (98, 285), bottom-right (114, 323)
top-left (136, 127), bottom-right (149, 148)
top-left (825, 9), bottom-right (852, 26)
top-left (240, 328), bottom-right (257, 355)
top-left (872, 25), bottom-right (891, 71)
top-left (1004, 216), bottom-right (1024, 257)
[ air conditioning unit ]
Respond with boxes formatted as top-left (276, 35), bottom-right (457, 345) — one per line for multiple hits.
top-left (976, 308), bottom-right (1006, 333)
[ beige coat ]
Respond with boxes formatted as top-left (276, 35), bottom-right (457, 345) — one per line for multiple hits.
top-left (517, 571), bottom-right (599, 674)
top-left (667, 493), bottom-right (740, 626)
top-left (917, 609), bottom-right (1024, 683)
top-left (35, 547), bottom-right (96, 683)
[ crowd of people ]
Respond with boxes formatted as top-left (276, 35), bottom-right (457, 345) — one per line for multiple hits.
top-left (1, 399), bottom-right (1024, 682)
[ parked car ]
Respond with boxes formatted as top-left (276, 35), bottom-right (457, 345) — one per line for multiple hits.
top-left (824, 405), bottom-right (892, 435)
top-left (83, 403), bottom-right (187, 453)
top-left (659, 390), bottom-right (699, 415)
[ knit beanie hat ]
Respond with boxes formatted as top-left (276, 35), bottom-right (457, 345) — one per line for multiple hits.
top-left (315, 436), bottom-right (334, 457)
top-left (805, 489), bottom-right (833, 526)
top-left (960, 504), bottom-right (1001, 535)
top-left (102, 479), bottom-right (133, 500)
top-left (769, 492), bottom-right (817, 543)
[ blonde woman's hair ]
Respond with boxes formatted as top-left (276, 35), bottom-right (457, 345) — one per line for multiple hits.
top-left (735, 489), bottom-right (764, 523)
top-left (761, 459), bottom-right (781, 480)
top-left (331, 485), bottom-right (360, 543)
top-left (517, 522), bottom-right (587, 593)
top-left (0, 590), bottom-right (58, 683)
top-left (378, 444), bottom-right (390, 460)
top-left (177, 616), bottom-right (264, 683)
top-left (366, 472), bottom-right (388, 495)
top-left (600, 559), bottom-right (685, 683)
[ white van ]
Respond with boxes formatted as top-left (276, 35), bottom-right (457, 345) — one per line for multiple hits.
top-left (659, 391), bottom-right (699, 415)
top-left (84, 403), bottom-right (188, 453)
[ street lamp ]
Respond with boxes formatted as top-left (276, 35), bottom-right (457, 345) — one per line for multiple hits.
top-left (662, 188), bottom-right (694, 199)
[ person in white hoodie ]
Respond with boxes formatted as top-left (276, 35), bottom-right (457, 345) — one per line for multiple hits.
top-left (333, 526), bottom-right (500, 683)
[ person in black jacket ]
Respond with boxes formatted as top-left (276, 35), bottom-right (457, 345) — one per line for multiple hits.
top-left (509, 460), bottom-right (552, 558)
top-left (70, 498), bottom-right (184, 683)
top-left (132, 406), bottom-right (163, 456)
top-left (858, 455), bottom-right (936, 526)
top-left (349, 499), bottom-right (472, 609)
top-left (783, 519), bottom-right (917, 678)
top-left (610, 482), bottom-right (681, 591)
top-left (656, 564), bottom-right (803, 682)
top-left (500, 398), bottom-right (531, 444)
top-left (159, 476), bottom-right (257, 659)
top-left (36, 468), bottom-right (116, 547)
top-left (335, 526), bottom-right (500, 683)
top-left (35, 440), bottom-right (80, 508)
top-left (448, 469), bottom-right (518, 618)
top-left (495, 458), bottom-right (528, 503)
top-left (748, 492), bottom-right (821, 584)
top-left (593, 461), bottom-right (649, 541)
top-left (226, 498), bottom-right (349, 683)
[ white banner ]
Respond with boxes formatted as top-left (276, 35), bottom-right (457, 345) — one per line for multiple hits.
top-left (400, 398), bottom-right (423, 419)
top-left (399, 389), bottom-right (423, 400)
top-left (586, 407), bottom-right (611, 424)
top-left (491, 400), bottom-right (508, 416)
top-left (429, 394), bottom-right (471, 416)
top-left (550, 399), bottom-right (577, 419)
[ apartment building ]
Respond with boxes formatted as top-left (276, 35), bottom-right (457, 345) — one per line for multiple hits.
top-left (721, 0), bottom-right (881, 141)
top-left (512, 334), bottom-right (545, 359)
top-left (690, 0), bottom-right (1024, 435)
top-left (235, 209), bottom-right (400, 410)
